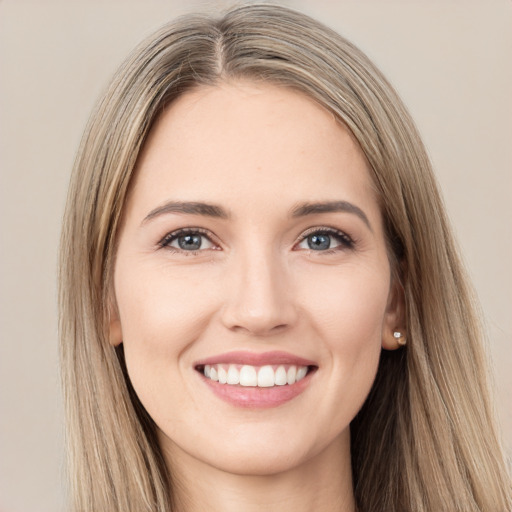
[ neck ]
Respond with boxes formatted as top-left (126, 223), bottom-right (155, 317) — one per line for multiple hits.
top-left (163, 433), bottom-right (356, 512)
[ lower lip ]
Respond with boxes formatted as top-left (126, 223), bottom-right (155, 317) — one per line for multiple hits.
top-left (199, 370), bottom-right (314, 409)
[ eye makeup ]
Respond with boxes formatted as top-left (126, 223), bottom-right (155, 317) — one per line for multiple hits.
top-left (157, 227), bottom-right (219, 255)
top-left (294, 226), bottom-right (355, 253)
top-left (156, 224), bottom-right (356, 257)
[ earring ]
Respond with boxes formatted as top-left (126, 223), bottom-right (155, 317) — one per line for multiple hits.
top-left (394, 331), bottom-right (407, 346)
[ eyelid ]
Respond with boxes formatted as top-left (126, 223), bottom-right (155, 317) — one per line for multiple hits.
top-left (156, 225), bottom-right (354, 253)
top-left (294, 226), bottom-right (354, 250)
top-left (157, 227), bottom-right (220, 251)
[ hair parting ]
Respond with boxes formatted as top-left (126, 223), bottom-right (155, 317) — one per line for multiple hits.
top-left (59, 4), bottom-right (512, 511)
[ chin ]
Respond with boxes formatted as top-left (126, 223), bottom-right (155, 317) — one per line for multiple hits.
top-left (159, 421), bottom-right (345, 479)
top-left (207, 448), bottom-right (310, 477)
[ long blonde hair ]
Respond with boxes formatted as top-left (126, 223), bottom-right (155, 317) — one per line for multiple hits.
top-left (59, 4), bottom-right (511, 511)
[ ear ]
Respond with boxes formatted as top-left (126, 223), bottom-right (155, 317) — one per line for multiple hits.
top-left (382, 277), bottom-right (406, 351)
top-left (108, 298), bottom-right (123, 347)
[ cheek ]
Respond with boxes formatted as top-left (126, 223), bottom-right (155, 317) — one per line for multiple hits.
top-left (296, 261), bottom-right (390, 410)
top-left (116, 260), bottom-right (217, 344)
top-left (298, 259), bottom-right (391, 343)
top-left (113, 261), bottom-right (219, 406)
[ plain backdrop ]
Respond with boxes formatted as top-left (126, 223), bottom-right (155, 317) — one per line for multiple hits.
top-left (0, 1), bottom-right (510, 511)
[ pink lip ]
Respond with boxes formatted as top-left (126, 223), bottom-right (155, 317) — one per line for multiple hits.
top-left (195, 350), bottom-right (317, 368)
top-left (201, 374), bottom-right (314, 408)
top-left (195, 351), bottom-right (317, 409)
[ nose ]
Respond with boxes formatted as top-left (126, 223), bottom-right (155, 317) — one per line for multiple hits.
top-left (220, 247), bottom-right (298, 336)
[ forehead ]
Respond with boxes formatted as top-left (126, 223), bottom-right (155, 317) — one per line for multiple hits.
top-left (129, 81), bottom-right (380, 223)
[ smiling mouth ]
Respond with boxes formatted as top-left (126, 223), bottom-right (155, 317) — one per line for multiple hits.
top-left (195, 364), bottom-right (317, 388)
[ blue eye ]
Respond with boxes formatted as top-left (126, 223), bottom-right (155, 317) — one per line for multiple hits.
top-left (297, 229), bottom-right (353, 251)
top-left (160, 229), bottom-right (215, 252)
top-left (174, 234), bottom-right (203, 251)
top-left (307, 233), bottom-right (331, 250)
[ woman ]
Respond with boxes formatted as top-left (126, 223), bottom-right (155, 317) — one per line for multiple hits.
top-left (59, 4), bottom-right (511, 511)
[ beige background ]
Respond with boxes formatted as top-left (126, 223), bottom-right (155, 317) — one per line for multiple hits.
top-left (0, 1), bottom-right (510, 510)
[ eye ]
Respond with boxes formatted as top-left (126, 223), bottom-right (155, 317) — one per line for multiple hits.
top-left (159, 229), bottom-right (217, 253)
top-left (296, 228), bottom-right (353, 252)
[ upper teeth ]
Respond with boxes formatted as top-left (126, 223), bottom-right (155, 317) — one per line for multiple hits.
top-left (203, 364), bottom-right (308, 387)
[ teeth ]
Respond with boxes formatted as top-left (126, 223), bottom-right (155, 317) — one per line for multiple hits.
top-left (240, 365), bottom-right (257, 387)
top-left (202, 364), bottom-right (310, 387)
top-left (296, 366), bottom-right (307, 381)
top-left (274, 366), bottom-right (287, 386)
top-left (286, 365), bottom-right (296, 385)
top-left (257, 365), bottom-right (274, 387)
top-left (227, 365), bottom-right (240, 385)
top-left (218, 366), bottom-right (227, 384)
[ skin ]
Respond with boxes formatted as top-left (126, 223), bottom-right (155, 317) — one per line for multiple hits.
top-left (110, 81), bottom-right (403, 512)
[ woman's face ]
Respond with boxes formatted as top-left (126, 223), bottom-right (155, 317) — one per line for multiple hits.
top-left (111, 82), bottom-right (401, 476)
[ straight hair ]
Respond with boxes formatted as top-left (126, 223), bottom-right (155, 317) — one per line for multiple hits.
top-left (59, 4), bottom-right (511, 511)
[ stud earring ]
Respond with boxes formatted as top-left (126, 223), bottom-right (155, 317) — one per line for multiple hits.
top-left (393, 331), bottom-right (407, 346)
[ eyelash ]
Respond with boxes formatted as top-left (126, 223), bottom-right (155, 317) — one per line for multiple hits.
top-left (157, 228), bottom-right (217, 256)
top-left (296, 226), bottom-right (355, 254)
top-left (157, 226), bottom-right (355, 255)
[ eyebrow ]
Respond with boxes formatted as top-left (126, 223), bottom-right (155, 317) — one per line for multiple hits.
top-left (291, 201), bottom-right (372, 231)
top-left (141, 199), bottom-right (372, 230)
top-left (142, 201), bottom-right (230, 225)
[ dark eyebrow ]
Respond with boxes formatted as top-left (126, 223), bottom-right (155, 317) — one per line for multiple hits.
top-left (141, 201), bottom-right (230, 225)
top-left (291, 201), bottom-right (372, 231)
top-left (141, 199), bottom-right (371, 230)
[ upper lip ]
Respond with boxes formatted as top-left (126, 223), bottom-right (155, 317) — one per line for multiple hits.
top-left (194, 350), bottom-right (317, 368)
